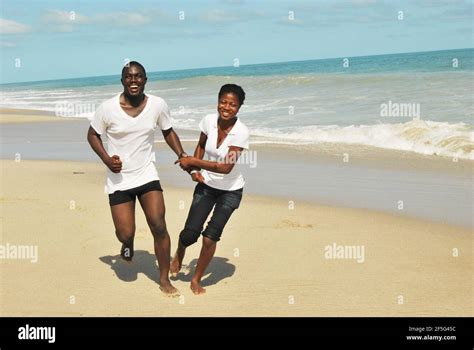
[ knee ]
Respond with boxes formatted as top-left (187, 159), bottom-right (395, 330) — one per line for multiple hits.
top-left (149, 218), bottom-right (167, 239)
top-left (179, 227), bottom-right (201, 247)
top-left (202, 205), bottom-right (234, 242)
top-left (116, 228), bottom-right (135, 244)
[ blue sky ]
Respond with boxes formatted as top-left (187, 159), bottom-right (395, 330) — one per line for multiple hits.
top-left (0, 0), bottom-right (472, 83)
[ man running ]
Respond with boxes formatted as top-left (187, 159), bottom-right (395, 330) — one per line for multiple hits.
top-left (87, 61), bottom-right (189, 296)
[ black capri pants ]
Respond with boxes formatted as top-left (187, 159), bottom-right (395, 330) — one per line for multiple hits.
top-left (179, 182), bottom-right (243, 246)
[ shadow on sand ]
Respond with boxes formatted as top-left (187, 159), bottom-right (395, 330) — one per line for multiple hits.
top-left (100, 250), bottom-right (235, 287)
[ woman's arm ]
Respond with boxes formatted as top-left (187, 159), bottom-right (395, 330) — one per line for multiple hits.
top-left (182, 131), bottom-right (207, 174)
top-left (186, 132), bottom-right (206, 182)
top-left (194, 132), bottom-right (207, 160)
top-left (176, 145), bottom-right (244, 175)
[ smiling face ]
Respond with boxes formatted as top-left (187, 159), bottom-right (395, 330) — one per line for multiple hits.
top-left (217, 92), bottom-right (241, 120)
top-left (121, 64), bottom-right (147, 97)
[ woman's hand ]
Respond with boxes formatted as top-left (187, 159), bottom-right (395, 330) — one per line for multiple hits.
top-left (191, 171), bottom-right (205, 183)
top-left (174, 156), bottom-right (195, 171)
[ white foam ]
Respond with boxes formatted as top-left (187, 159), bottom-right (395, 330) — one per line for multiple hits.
top-left (250, 119), bottom-right (474, 160)
top-left (1, 72), bottom-right (472, 159)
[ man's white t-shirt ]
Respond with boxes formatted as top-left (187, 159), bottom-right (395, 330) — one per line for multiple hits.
top-left (91, 93), bottom-right (172, 194)
top-left (199, 113), bottom-right (249, 191)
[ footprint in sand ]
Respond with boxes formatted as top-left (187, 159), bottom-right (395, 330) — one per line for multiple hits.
top-left (275, 219), bottom-right (313, 229)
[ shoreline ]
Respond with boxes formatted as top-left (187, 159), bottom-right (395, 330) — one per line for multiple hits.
top-left (0, 108), bottom-right (76, 124)
top-left (1, 159), bottom-right (472, 316)
top-left (1, 152), bottom-right (471, 228)
top-left (2, 107), bottom-right (473, 165)
top-left (1, 109), bottom-right (472, 228)
top-left (2, 158), bottom-right (471, 230)
top-left (21, 159), bottom-right (474, 233)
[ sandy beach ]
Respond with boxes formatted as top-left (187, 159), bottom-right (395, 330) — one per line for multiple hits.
top-left (0, 108), bottom-right (74, 124)
top-left (1, 158), bottom-right (472, 316)
top-left (0, 109), bottom-right (472, 316)
top-left (0, 3), bottom-right (472, 342)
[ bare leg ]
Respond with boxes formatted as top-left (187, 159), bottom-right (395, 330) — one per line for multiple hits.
top-left (138, 190), bottom-right (179, 296)
top-left (170, 240), bottom-right (186, 277)
top-left (191, 236), bottom-right (217, 295)
top-left (172, 184), bottom-right (216, 277)
top-left (110, 201), bottom-right (136, 262)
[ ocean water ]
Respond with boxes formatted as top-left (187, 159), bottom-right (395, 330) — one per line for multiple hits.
top-left (1, 48), bottom-right (473, 159)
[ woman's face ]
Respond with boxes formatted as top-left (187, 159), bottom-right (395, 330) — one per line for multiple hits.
top-left (217, 92), bottom-right (240, 120)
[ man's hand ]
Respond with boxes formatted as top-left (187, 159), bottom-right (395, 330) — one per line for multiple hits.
top-left (105, 155), bottom-right (122, 173)
top-left (174, 156), bottom-right (194, 171)
top-left (191, 171), bottom-right (205, 183)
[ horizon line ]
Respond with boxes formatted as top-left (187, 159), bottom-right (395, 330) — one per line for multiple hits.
top-left (1, 47), bottom-right (472, 86)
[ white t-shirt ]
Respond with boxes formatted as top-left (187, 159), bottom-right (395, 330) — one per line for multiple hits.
top-left (199, 113), bottom-right (249, 191)
top-left (90, 93), bottom-right (172, 194)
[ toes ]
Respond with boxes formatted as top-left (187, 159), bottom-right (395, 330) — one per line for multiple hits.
top-left (190, 285), bottom-right (205, 295)
top-left (160, 285), bottom-right (180, 297)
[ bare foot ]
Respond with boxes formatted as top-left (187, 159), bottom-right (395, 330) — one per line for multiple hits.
top-left (159, 280), bottom-right (180, 297)
top-left (190, 280), bottom-right (206, 295)
top-left (170, 254), bottom-right (182, 278)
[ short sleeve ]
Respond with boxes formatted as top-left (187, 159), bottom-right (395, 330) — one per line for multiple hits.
top-left (229, 126), bottom-right (249, 150)
top-left (157, 100), bottom-right (172, 131)
top-left (199, 115), bottom-right (210, 135)
top-left (90, 103), bottom-right (107, 135)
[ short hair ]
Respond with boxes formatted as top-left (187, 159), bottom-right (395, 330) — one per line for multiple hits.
top-left (122, 61), bottom-right (146, 77)
top-left (218, 84), bottom-right (245, 106)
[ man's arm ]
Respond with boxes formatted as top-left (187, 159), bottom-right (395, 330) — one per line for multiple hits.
top-left (87, 126), bottom-right (122, 173)
top-left (162, 128), bottom-right (186, 158)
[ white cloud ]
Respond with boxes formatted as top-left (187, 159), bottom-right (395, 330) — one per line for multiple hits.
top-left (42, 9), bottom-right (89, 24)
top-left (0, 18), bottom-right (31, 34)
top-left (0, 41), bottom-right (16, 48)
top-left (415, 0), bottom-right (466, 8)
top-left (53, 25), bottom-right (75, 33)
top-left (276, 1), bottom-right (396, 28)
top-left (198, 9), bottom-right (240, 23)
top-left (94, 12), bottom-right (152, 26)
top-left (41, 9), bottom-right (154, 32)
top-left (41, 9), bottom-right (89, 32)
top-left (351, 0), bottom-right (378, 4)
top-left (441, 6), bottom-right (473, 21)
top-left (279, 16), bottom-right (305, 26)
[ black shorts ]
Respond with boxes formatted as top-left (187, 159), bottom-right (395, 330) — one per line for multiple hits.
top-left (109, 180), bottom-right (163, 206)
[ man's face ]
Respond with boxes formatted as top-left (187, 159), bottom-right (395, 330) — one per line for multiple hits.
top-left (121, 65), bottom-right (147, 97)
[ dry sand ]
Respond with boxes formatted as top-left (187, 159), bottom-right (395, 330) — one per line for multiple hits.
top-left (0, 108), bottom-right (74, 124)
top-left (0, 159), bottom-right (472, 316)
